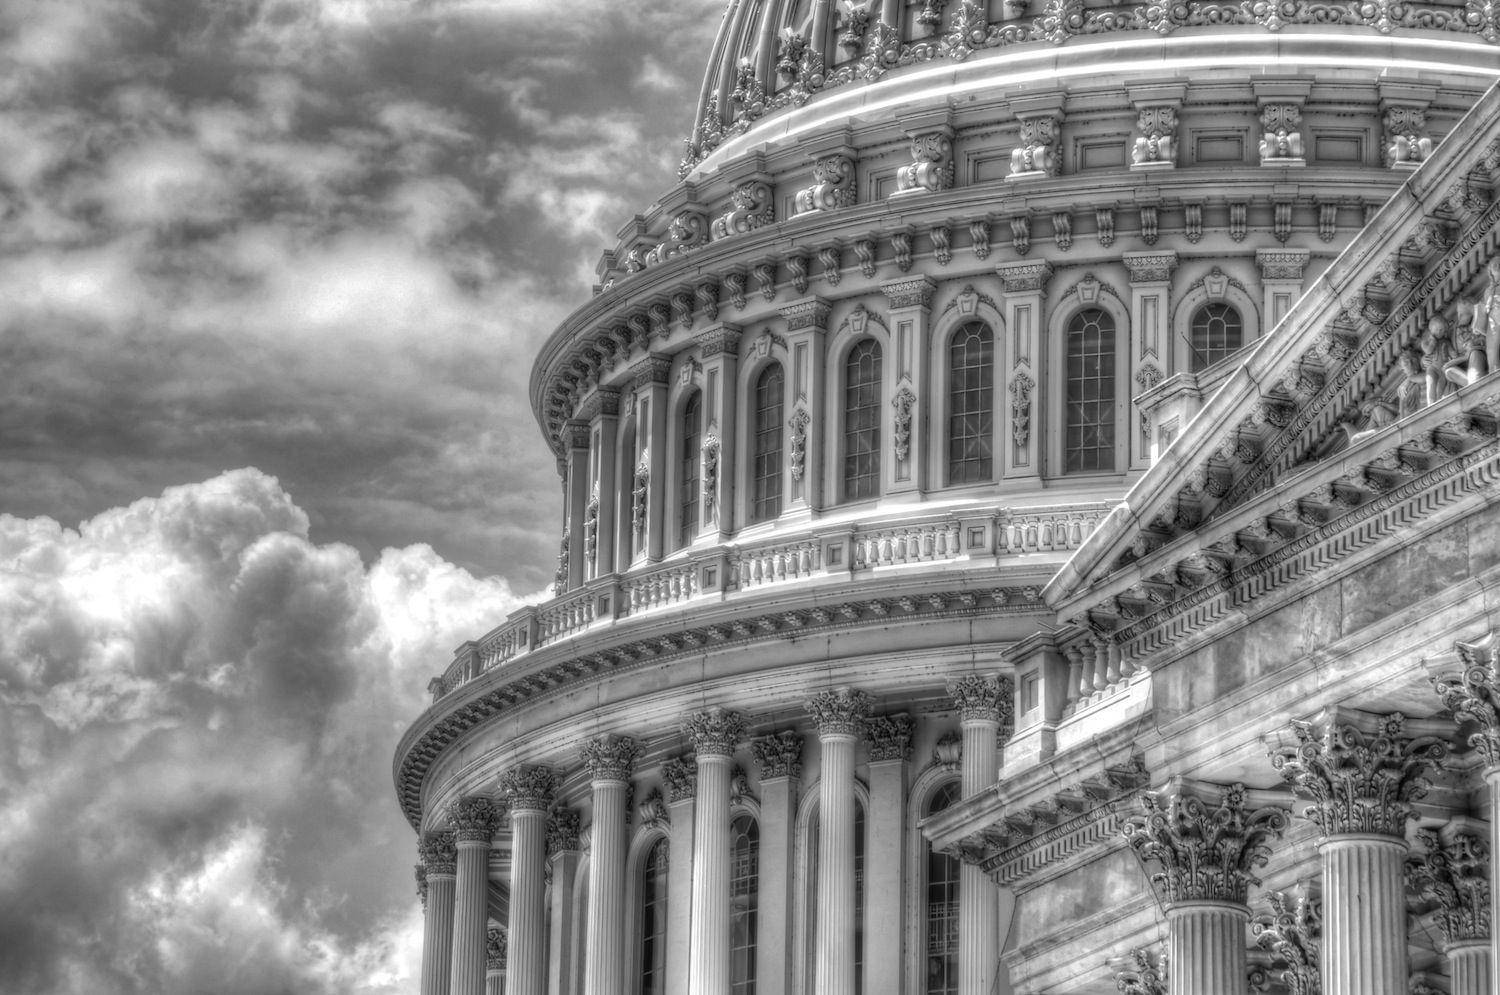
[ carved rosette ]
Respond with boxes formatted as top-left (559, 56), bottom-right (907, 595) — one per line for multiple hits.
top-left (661, 755), bottom-right (699, 801)
top-left (891, 385), bottom-right (917, 462)
top-left (807, 686), bottom-right (872, 738)
top-left (449, 795), bottom-right (503, 843)
top-left (498, 765), bottom-right (559, 812)
top-left (1113, 947), bottom-right (1168, 995)
top-left (1122, 783), bottom-right (1290, 906)
top-left (947, 674), bottom-right (1014, 728)
top-left (1408, 827), bottom-right (1491, 946)
top-left (864, 713), bottom-right (915, 762)
top-left (546, 808), bottom-right (581, 856)
top-left (582, 734), bottom-right (641, 783)
top-left (1432, 630), bottom-right (1500, 768)
top-left (418, 830), bottom-right (458, 877)
top-left (1251, 889), bottom-right (1321, 995)
top-left (751, 730), bottom-right (804, 780)
top-left (1269, 712), bottom-right (1448, 838)
top-left (684, 707), bottom-right (745, 758)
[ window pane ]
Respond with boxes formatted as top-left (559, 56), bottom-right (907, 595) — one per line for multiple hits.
top-left (925, 783), bottom-right (961, 995)
top-left (752, 365), bottom-right (784, 522)
top-left (1189, 302), bottom-right (1244, 372)
top-left (947, 322), bottom-right (994, 483)
top-left (640, 838), bottom-right (669, 995)
top-left (844, 340), bottom-right (883, 501)
top-left (731, 815), bottom-right (760, 995)
top-left (679, 392), bottom-right (701, 547)
top-left (1065, 309), bottom-right (1116, 472)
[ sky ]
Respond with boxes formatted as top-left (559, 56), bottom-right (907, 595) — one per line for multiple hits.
top-left (0, 0), bottom-right (718, 991)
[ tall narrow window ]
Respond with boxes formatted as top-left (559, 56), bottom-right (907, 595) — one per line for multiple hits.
top-left (619, 420), bottom-right (637, 566)
top-left (640, 838), bottom-right (669, 995)
top-left (752, 365), bottom-right (785, 522)
top-left (1065, 308), bottom-right (1117, 472)
top-left (844, 340), bottom-right (883, 501)
top-left (1189, 303), bottom-right (1244, 372)
top-left (947, 322), bottom-right (994, 483)
top-left (730, 815), bottom-right (760, 994)
top-left (925, 782), bottom-right (962, 995)
top-left (679, 391), bottom-right (702, 546)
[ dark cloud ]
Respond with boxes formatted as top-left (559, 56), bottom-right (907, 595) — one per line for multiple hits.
top-left (0, 469), bottom-right (529, 992)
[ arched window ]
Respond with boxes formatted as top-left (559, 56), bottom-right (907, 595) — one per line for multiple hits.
top-left (1189, 302), bottom-right (1244, 372)
top-left (680, 391), bottom-right (702, 546)
top-left (807, 800), bottom-right (868, 992)
top-left (925, 782), bottom-right (962, 995)
top-left (731, 814), bottom-right (760, 994)
top-left (844, 340), bottom-right (883, 501)
top-left (640, 838), bottom-right (669, 995)
top-left (947, 322), bottom-right (994, 484)
top-left (752, 365), bottom-right (785, 522)
top-left (1064, 308), bottom-right (1117, 472)
top-left (618, 419), bottom-right (637, 566)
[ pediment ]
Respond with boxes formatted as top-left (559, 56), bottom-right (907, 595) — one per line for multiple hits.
top-left (1046, 82), bottom-right (1500, 637)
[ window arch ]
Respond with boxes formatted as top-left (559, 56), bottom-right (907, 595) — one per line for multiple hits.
top-left (1188, 302), bottom-right (1244, 372)
top-left (752, 364), bottom-right (785, 522)
top-left (947, 321), bottom-right (994, 484)
top-left (924, 782), bottom-right (961, 995)
top-left (844, 340), bottom-right (882, 501)
top-left (1064, 308), bottom-right (1117, 472)
top-left (731, 814), bottom-right (760, 994)
top-left (639, 838), bottom-right (669, 995)
top-left (679, 391), bottom-right (702, 547)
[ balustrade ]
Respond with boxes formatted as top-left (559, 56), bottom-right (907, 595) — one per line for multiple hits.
top-left (730, 538), bottom-right (821, 590)
top-left (621, 560), bottom-right (700, 614)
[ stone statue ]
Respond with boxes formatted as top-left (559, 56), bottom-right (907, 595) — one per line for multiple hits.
top-left (1419, 315), bottom-right (1455, 406)
top-left (1444, 299), bottom-right (1487, 388)
top-left (1481, 256), bottom-right (1500, 377)
top-left (1340, 399), bottom-right (1399, 447)
top-left (1395, 348), bottom-right (1425, 418)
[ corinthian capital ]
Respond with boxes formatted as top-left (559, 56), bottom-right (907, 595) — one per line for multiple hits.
top-left (1269, 711), bottom-right (1447, 838)
top-left (946, 674), bottom-right (1015, 727)
top-left (1408, 825), bottom-right (1491, 946)
top-left (418, 830), bottom-right (458, 877)
top-left (414, 863), bottom-right (428, 907)
top-left (498, 765), bottom-right (559, 812)
top-left (863, 713), bottom-right (914, 762)
top-left (1251, 888), bottom-right (1321, 995)
top-left (806, 686), bottom-right (872, 737)
top-left (683, 707), bottom-right (745, 757)
top-left (486, 926), bottom-right (507, 971)
top-left (661, 755), bottom-right (698, 801)
top-left (751, 730), bottom-right (804, 780)
top-left (581, 734), bottom-right (641, 783)
top-left (545, 808), bottom-right (581, 856)
top-left (448, 795), bottom-right (503, 843)
top-left (1122, 782), bottom-right (1290, 906)
top-left (1432, 630), bottom-right (1500, 768)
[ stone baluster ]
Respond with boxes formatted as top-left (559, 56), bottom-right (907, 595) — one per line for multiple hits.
top-left (807, 687), bottom-right (872, 995)
top-left (684, 708), bottom-right (746, 995)
top-left (449, 796), bottom-right (503, 995)
top-left (1271, 711), bottom-right (1448, 995)
top-left (499, 766), bottom-right (559, 995)
top-left (750, 732), bottom-right (804, 995)
top-left (1408, 824), bottom-right (1492, 995)
top-left (418, 831), bottom-right (459, 995)
top-left (1063, 644), bottom-right (1084, 713)
top-left (582, 735), bottom-right (640, 995)
top-left (1123, 783), bottom-right (1290, 995)
top-left (486, 926), bottom-right (507, 995)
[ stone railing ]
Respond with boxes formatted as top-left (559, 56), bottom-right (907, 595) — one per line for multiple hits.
top-left (998, 506), bottom-right (1100, 554)
top-left (731, 538), bottom-right (822, 590)
top-left (854, 520), bottom-right (963, 568)
top-left (622, 559), bottom-right (701, 615)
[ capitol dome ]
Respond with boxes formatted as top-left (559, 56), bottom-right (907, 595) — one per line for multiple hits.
top-left (398, 2), bottom-right (1500, 994)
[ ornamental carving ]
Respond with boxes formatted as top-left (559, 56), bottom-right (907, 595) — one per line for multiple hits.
top-left (546, 808), bottom-right (581, 856)
top-left (931, 224), bottom-right (952, 266)
top-left (1257, 248), bottom-right (1310, 282)
top-left (943, 0), bottom-right (990, 59)
top-left (780, 298), bottom-right (830, 332)
top-left (819, 245), bottom-right (842, 285)
top-left (1122, 782), bottom-right (1290, 905)
top-left (853, 238), bottom-right (877, 278)
top-left (933, 731), bottom-right (962, 770)
top-left (1113, 947), bottom-right (1167, 995)
top-left (486, 926), bottom-right (507, 971)
top-left (448, 795), bottom-right (503, 843)
top-left (969, 220), bottom-right (991, 260)
top-left (414, 863), bottom-right (427, 906)
top-left (553, 527), bottom-right (569, 596)
top-left (752, 261), bottom-right (777, 301)
top-left (712, 181), bottom-right (774, 239)
top-left (1269, 711), bottom-right (1448, 838)
top-left (996, 260), bottom-right (1052, 294)
top-left (895, 130), bottom-right (954, 194)
top-left (1096, 208), bottom-right (1115, 247)
top-left (418, 830), bottom-right (457, 876)
top-left (639, 788), bottom-right (670, 831)
top-left (1259, 103), bottom-right (1304, 162)
top-left (882, 277), bottom-right (936, 310)
top-left (661, 756), bottom-right (698, 801)
top-left (1252, 888), bottom-right (1321, 995)
top-left (582, 734), bottom-right (640, 782)
top-left (775, 29), bottom-right (808, 82)
top-left (1408, 826), bottom-right (1491, 945)
top-left (1433, 629), bottom-right (1500, 767)
top-left (788, 407), bottom-right (810, 481)
top-left (583, 489), bottom-right (598, 563)
top-left (864, 713), bottom-right (915, 761)
top-left (837, 3), bottom-right (871, 51)
top-left (1054, 211), bottom-right (1073, 251)
top-left (1383, 106), bottom-right (1432, 168)
top-left (807, 686), bottom-right (872, 737)
top-left (787, 253), bottom-right (810, 295)
top-left (947, 674), bottom-right (1014, 726)
top-left (684, 707), bottom-right (745, 757)
top-left (752, 730), bottom-right (804, 779)
top-left (499, 765), bottom-right (559, 812)
top-left (892, 385), bottom-right (917, 462)
top-left (891, 230), bottom-right (913, 272)
top-left (794, 154), bottom-right (856, 214)
top-left (725, 270), bottom-right (748, 310)
top-left (631, 453), bottom-right (649, 541)
top-left (1132, 106), bottom-right (1177, 167)
top-left (1123, 251), bottom-right (1177, 284)
top-left (1010, 115), bottom-right (1060, 176)
top-left (1009, 372), bottom-right (1036, 449)
top-left (702, 433), bottom-right (720, 519)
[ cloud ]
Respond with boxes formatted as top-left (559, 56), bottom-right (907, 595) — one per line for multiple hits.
top-left (0, 470), bottom-right (529, 993)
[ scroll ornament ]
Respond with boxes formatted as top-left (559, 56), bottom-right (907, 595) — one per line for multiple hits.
top-left (1009, 372), bottom-right (1036, 448)
top-left (789, 407), bottom-right (811, 481)
top-left (892, 385), bottom-right (918, 461)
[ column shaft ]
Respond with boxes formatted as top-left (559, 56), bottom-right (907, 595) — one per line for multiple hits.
top-left (1321, 835), bottom-right (1408, 995)
top-left (959, 718), bottom-right (1000, 995)
top-left (1489, 767), bottom-right (1500, 994)
top-left (546, 852), bottom-right (582, 995)
top-left (815, 732), bottom-right (858, 995)
top-left (421, 874), bottom-right (457, 995)
top-left (755, 779), bottom-right (795, 995)
top-left (690, 755), bottom-right (732, 995)
top-left (584, 781), bottom-right (628, 995)
top-left (1448, 941), bottom-right (1492, 995)
top-left (451, 840), bottom-right (492, 995)
top-left (508, 810), bottom-right (548, 995)
top-left (1167, 902), bottom-right (1248, 995)
top-left (486, 970), bottom-right (505, 995)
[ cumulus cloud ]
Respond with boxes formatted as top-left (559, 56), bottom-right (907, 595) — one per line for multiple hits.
top-left (0, 470), bottom-right (528, 993)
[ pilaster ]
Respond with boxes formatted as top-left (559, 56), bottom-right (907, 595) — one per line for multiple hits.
top-left (776, 298), bottom-right (830, 512)
top-left (994, 261), bottom-right (1052, 481)
top-left (1123, 251), bottom-right (1177, 470)
top-left (693, 324), bottom-right (741, 538)
top-left (562, 421), bottom-right (590, 591)
top-left (587, 388), bottom-right (620, 578)
top-left (662, 758), bottom-right (698, 995)
top-left (545, 810), bottom-right (583, 995)
top-left (863, 714), bottom-right (911, 995)
top-left (751, 731), bottom-right (804, 995)
top-left (879, 278), bottom-right (936, 495)
top-left (629, 356), bottom-right (671, 564)
top-left (1256, 248), bottom-right (1311, 332)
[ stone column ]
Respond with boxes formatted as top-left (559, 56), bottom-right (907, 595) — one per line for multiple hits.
top-left (864, 714), bottom-right (912, 995)
top-left (994, 261), bottom-right (1053, 482)
top-left (750, 731), bottom-right (804, 995)
top-left (1271, 711), bottom-right (1448, 995)
top-left (693, 324), bottom-right (741, 538)
top-left (878, 278), bottom-right (936, 496)
top-left (450, 796), bottom-right (504, 995)
top-left (1121, 251), bottom-right (1177, 471)
top-left (419, 831), bottom-right (458, 995)
top-left (661, 757), bottom-right (699, 995)
top-left (486, 926), bottom-right (507, 995)
top-left (499, 766), bottom-right (559, 995)
top-left (585, 388), bottom-right (620, 579)
top-left (775, 298), bottom-right (830, 513)
top-left (1408, 823), bottom-right (1492, 995)
top-left (685, 708), bottom-right (746, 995)
top-left (545, 810), bottom-right (583, 995)
top-left (807, 687), bottom-right (872, 995)
top-left (1123, 783), bottom-right (1290, 995)
top-left (582, 735), bottom-right (640, 995)
top-left (948, 676), bottom-right (1015, 995)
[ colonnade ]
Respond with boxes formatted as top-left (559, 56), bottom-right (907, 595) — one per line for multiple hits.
top-left (412, 676), bottom-right (1012, 995)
